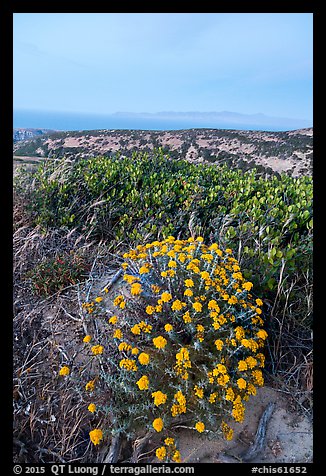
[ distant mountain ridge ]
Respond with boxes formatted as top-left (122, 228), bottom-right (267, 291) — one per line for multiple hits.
top-left (111, 110), bottom-right (312, 130)
top-left (13, 126), bottom-right (313, 177)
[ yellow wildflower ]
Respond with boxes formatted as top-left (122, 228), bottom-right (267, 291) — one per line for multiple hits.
top-left (91, 345), bottom-right (104, 355)
top-left (113, 295), bottom-right (124, 306)
top-left (138, 352), bottom-right (150, 365)
top-left (94, 296), bottom-right (103, 303)
top-left (89, 428), bottom-right (103, 445)
top-left (217, 374), bottom-right (230, 386)
top-left (192, 302), bottom-right (202, 312)
top-left (237, 378), bottom-right (247, 389)
top-left (136, 375), bottom-right (149, 390)
top-left (88, 403), bottom-right (96, 413)
top-left (85, 380), bottom-right (95, 391)
top-left (113, 329), bottom-right (123, 340)
top-left (164, 324), bottom-right (173, 332)
top-left (83, 335), bottom-right (91, 343)
top-left (172, 450), bottom-right (181, 463)
top-left (152, 391), bottom-right (168, 406)
top-left (161, 291), bottom-right (172, 302)
top-left (242, 281), bottom-right (253, 291)
top-left (153, 336), bottom-right (167, 349)
top-left (200, 271), bottom-right (210, 280)
top-left (247, 383), bottom-right (257, 396)
top-left (238, 360), bottom-right (248, 371)
top-left (131, 282), bottom-right (142, 295)
top-left (208, 300), bottom-right (220, 312)
top-left (195, 421), bottom-right (205, 433)
top-left (184, 279), bottom-right (194, 287)
top-left (59, 366), bottom-right (70, 376)
top-left (225, 387), bottom-right (235, 401)
top-left (131, 324), bottom-right (141, 335)
top-left (171, 299), bottom-right (186, 311)
top-left (152, 418), bottom-right (164, 432)
top-left (221, 421), bottom-right (234, 441)
top-left (182, 311), bottom-right (192, 323)
top-left (252, 369), bottom-right (264, 386)
top-left (184, 288), bottom-right (193, 297)
top-left (119, 359), bottom-right (138, 372)
top-left (214, 339), bottom-right (224, 351)
top-left (194, 385), bottom-right (204, 399)
top-left (139, 265), bottom-right (150, 274)
top-left (118, 342), bottom-right (132, 352)
top-left (208, 392), bottom-right (218, 403)
top-left (151, 284), bottom-right (161, 293)
top-left (164, 437), bottom-right (175, 446)
top-left (146, 305), bottom-right (155, 315)
top-left (156, 446), bottom-right (166, 460)
top-left (257, 329), bottom-right (268, 340)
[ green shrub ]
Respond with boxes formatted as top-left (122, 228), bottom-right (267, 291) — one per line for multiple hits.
top-left (24, 150), bottom-right (312, 327)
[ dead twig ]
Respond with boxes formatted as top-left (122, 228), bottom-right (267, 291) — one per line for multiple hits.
top-left (241, 402), bottom-right (275, 462)
top-left (102, 434), bottom-right (123, 463)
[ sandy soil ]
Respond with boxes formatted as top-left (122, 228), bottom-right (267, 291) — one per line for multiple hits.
top-left (174, 386), bottom-right (312, 463)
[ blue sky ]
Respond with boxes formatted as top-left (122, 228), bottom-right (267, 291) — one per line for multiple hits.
top-left (13, 13), bottom-right (313, 121)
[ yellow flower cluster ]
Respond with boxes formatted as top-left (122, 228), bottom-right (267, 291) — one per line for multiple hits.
top-left (113, 295), bottom-right (126, 309)
top-left (89, 428), bottom-right (103, 445)
top-left (85, 379), bottom-right (95, 391)
top-left (221, 421), bottom-right (234, 441)
top-left (136, 375), bottom-right (149, 390)
top-left (195, 421), bottom-right (205, 433)
top-left (119, 358), bottom-right (138, 372)
top-left (155, 437), bottom-right (181, 462)
top-left (91, 345), bottom-right (104, 355)
top-left (76, 236), bottom-right (268, 463)
top-left (138, 352), bottom-right (150, 365)
top-left (131, 321), bottom-right (152, 335)
top-left (153, 336), bottom-right (167, 349)
top-left (82, 301), bottom-right (95, 314)
top-left (174, 347), bottom-right (191, 380)
top-left (152, 417), bottom-right (164, 432)
top-left (171, 390), bottom-right (187, 416)
top-left (152, 391), bottom-right (168, 406)
top-left (171, 299), bottom-right (187, 311)
top-left (59, 366), bottom-right (70, 376)
top-left (118, 342), bottom-right (132, 352)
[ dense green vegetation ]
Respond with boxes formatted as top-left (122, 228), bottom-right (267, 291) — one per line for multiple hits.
top-left (19, 150), bottom-right (312, 328)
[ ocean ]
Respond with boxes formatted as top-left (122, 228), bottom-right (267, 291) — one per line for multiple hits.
top-left (13, 109), bottom-right (310, 132)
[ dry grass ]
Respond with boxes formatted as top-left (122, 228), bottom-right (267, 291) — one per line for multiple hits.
top-left (13, 193), bottom-right (118, 462)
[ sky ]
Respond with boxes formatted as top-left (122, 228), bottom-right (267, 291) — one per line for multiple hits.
top-left (13, 13), bottom-right (313, 121)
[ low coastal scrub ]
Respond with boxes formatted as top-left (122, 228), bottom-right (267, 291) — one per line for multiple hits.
top-left (24, 150), bottom-right (312, 326)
